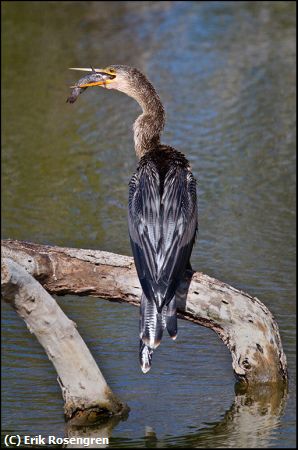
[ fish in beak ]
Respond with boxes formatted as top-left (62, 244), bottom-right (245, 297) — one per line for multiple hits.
top-left (66, 67), bottom-right (116, 103)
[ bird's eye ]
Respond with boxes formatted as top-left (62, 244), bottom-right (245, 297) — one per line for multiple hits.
top-left (108, 67), bottom-right (116, 74)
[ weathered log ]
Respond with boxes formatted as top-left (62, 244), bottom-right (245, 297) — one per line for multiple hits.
top-left (1, 239), bottom-right (287, 384)
top-left (1, 256), bottom-right (128, 422)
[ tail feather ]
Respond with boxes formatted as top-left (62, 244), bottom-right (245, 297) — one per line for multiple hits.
top-left (165, 296), bottom-right (178, 340)
top-left (139, 293), bottom-right (178, 373)
top-left (139, 341), bottom-right (153, 373)
top-left (139, 293), bottom-right (164, 349)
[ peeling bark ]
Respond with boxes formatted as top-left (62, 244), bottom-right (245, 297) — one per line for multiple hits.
top-left (1, 239), bottom-right (287, 384)
top-left (1, 256), bottom-right (128, 422)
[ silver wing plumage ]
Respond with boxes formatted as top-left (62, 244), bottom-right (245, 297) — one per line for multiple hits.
top-left (128, 150), bottom-right (197, 371)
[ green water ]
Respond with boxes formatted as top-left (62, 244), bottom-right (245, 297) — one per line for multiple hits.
top-left (2, 1), bottom-right (296, 448)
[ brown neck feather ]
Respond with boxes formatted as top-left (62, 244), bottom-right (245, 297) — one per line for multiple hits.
top-left (130, 76), bottom-right (165, 159)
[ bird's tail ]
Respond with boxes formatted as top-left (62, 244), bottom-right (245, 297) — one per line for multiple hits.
top-left (139, 293), bottom-right (178, 373)
top-left (139, 293), bottom-right (164, 373)
top-left (165, 296), bottom-right (178, 340)
top-left (139, 293), bottom-right (164, 349)
top-left (139, 341), bottom-right (154, 374)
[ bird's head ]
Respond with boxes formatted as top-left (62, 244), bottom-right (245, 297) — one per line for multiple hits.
top-left (67, 65), bottom-right (165, 157)
top-left (69, 65), bottom-right (145, 95)
top-left (68, 65), bottom-right (161, 109)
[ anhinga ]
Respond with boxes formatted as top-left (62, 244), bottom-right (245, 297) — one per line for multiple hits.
top-left (67, 65), bottom-right (198, 373)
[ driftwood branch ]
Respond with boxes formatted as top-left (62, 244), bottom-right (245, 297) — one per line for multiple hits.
top-left (2, 239), bottom-right (287, 385)
top-left (1, 255), bottom-right (128, 423)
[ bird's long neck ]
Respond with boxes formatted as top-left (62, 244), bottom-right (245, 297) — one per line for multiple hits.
top-left (131, 79), bottom-right (165, 159)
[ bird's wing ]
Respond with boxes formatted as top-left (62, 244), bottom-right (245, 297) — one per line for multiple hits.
top-left (128, 160), bottom-right (197, 309)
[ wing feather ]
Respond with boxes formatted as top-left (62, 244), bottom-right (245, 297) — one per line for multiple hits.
top-left (128, 157), bottom-right (197, 310)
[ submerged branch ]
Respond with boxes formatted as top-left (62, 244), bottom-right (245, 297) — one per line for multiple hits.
top-left (1, 255), bottom-right (128, 423)
top-left (2, 239), bottom-right (287, 384)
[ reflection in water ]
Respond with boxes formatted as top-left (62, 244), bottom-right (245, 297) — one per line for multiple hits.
top-left (66, 415), bottom-right (126, 448)
top-left (68, 383), bottom-right (287, 448)
top-left (184, 383), bottom-right (288, 449)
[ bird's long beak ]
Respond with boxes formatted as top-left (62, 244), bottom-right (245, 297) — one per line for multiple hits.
top-left (69, 67), bottom-right (104, 72)
top-left (69, 67), bottom-right (115, 87)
